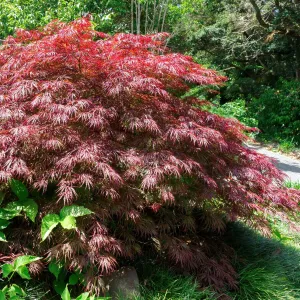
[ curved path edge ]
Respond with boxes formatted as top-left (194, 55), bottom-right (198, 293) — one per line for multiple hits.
top-left (246, 144), bottom-right (300, 182)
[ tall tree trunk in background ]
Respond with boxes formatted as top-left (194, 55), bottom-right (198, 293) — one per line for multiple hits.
top-left (161, 0), bottom-right (169, 32)
top-left (131, 0), bottom-right (169, 34)
top-left (131, 0), bottom-right (134, 33)
top-left (145, 0), bottom-right (149, 34)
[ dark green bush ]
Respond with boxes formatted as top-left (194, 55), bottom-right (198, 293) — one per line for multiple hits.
top-left (250, 80), bottom-right (300, 146)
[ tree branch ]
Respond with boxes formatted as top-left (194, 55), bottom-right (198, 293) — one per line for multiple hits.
top-left (249, 0), bottom-right (270, 28)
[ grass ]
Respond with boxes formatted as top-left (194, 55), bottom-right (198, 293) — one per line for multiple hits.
top-left (225, 222), bottom-right (300, 300)
top-left (284, 180), bottom-right (300, 190)
top-left (136, 269), bottom-right (216, 300)
top-left (256, 136), bottom-right (299, 154)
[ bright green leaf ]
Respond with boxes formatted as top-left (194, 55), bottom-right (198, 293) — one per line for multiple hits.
top-left (1, 263), bottom-right (14, 278)
top-left (5, 201), bottom-right (23, 212)
top-left (13, 255), bottom-right (41, 269)
top-left (0, 208), bottom-right (20, 220)
top-left (60, 215), bottom-right (76, 230)
top-left (16, 265), bottom-right (31, 279)
top-left (0, 290), bottom-right (5, 300)
top-left (49, 261), bottom-right (63, 280)
top-left (19, 198), bottom-right (38, 222)
top-left (76, 293), bottom-right (90, 300)
top-left (10, 179), bottom-right (29, 200)
top-left (60, 205), bottom-right (92, 219)
top-left (9, 284), bottom-right (26, 296)
top-left (0, 219), bottom-right (10, 230)
top-left (61, 285), bottom-right (71, 300)
top-left (0, 231), bottom-right (7, 242)
top-left (68, 273), bottom-right (79, 285)
top-left (41, 214), bottom-right (60, 241)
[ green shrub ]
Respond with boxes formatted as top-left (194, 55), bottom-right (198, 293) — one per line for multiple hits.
top-left (209, 99), bottom-right (258, 128)
top-left (250, 80), bottom-right (300, 146)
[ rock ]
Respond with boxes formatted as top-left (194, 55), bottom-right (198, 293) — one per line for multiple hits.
top-left (105, 267), bottom-right (140, 300)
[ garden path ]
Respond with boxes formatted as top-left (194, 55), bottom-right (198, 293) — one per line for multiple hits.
top-left (247, 144), bottom-right (300, 182)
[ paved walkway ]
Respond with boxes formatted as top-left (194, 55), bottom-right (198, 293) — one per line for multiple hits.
top-left (247, 144), bottom-right (300, 182)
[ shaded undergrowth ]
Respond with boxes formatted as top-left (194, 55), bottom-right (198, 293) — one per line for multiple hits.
top-left (225, 221), bottom-right (300, 299)
top-left (134, 218), bottom-right (300, 300)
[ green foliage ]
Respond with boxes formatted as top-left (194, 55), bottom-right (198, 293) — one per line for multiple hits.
top-left (10, 180), bottom-right (28, 200)
top-left (60, 284), bottom-right (109, 300)
top-left (277, 140), bottom-right (298, 153)
top-left (234, 265), bottom-right (297, 300)
top-left (136, 267), bottom-right (216, 300)
top-left (0, 283), bottom-right (26, 300)
top-left (0, 0), bottom-right (130, 39)
top-left (41, 205), bottom-right (92, 241)
top-left (250, 80), bottom-right (300, 146)
top-left (0, 180), bottom-right (38, 242)
top-left (209, 99), bottom-right (258, 128)
top-left (48, 261), bottom-right (63, 280)
top-left (226, 222), bottom-right (300, 299)
top-left (1, 256), bottom-right (42, 280)
top-left (284, 181), bottom-right (300, 190)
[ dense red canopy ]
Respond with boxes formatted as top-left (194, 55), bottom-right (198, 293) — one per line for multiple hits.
top-left (0, 18), bottom-right (299, 291)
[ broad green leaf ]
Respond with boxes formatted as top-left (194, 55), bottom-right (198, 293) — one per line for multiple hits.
top-left (0, 290), bottom-right (5, 300)
top-left (60, 215), bottom-right (76, 230)
top-left (49, 261), bottom-right (63, 280)
top-left (13, 255), bottom-right (41, 269)
top-left (61, 285), bottom-right (71, 300)
top-left (10, 179), bottom-right (29, 200)
top-left (41, 214), bottom-right (60, 241)
top-left (0, 219), bottom-right (10, 230)
top-left (53, 279), bottom-right (67, 296)
top-left (1, 263), bottom-right (14, 278)
top-left (16, 265), bottom-right (31, 279)
top-left (60, 205), bottom-right (92, 219)
top-left (76, 293), bottom-right (90, 300)
top-left (19, 198), bottom-right (38, 222)
top-left (0, 231), bottom-right (7, 242)
top-left (68, 273), bottom-right (79, 285)
top-left (4, 201), bottom-right (23, 212)
top-left (0, 208), bottom-right (20, 220)
top-left (9, 284), bottom-right (26, 296)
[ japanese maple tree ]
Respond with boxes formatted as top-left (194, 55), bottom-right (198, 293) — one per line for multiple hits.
top-left (0, 18), bottom-right (299, 293)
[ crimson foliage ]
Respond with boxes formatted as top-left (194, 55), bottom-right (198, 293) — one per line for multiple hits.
top-left (0, 18), bottom-right (299, 293)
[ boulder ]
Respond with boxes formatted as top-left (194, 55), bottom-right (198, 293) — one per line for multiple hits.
top-left (105, 267), bottom-right (140, 299)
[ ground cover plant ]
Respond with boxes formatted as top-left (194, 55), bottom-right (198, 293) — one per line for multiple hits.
top-left (0, 18), bottom-right (300, 297)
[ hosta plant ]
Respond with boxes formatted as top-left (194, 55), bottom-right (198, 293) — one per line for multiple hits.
top-left (0, 18), bottom-right (299, 295)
